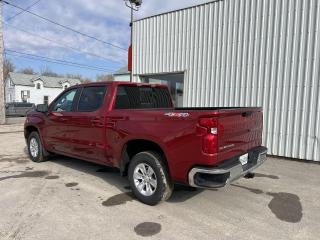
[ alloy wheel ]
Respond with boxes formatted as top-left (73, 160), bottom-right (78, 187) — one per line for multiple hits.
top-left (133, 163), bottom-right (157, 196)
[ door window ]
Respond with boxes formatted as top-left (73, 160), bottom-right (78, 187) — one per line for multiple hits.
top-left (52, 89), bottom-right (77, 112)
top-left (77, 86), bottom-right (107, 112)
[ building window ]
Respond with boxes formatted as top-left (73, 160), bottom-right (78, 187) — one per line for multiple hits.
top-left (36, 83), bottom-right (41, 89)
top-left (141, 73), bottom-right (184, 107)
top-left (44, 96), bottom-right (49, 105)
top-left (21, 90), bottom-right (30, 103)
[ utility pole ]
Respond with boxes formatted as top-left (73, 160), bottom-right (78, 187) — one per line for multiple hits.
top-left (0, 2), bottom-right (5, 125)
top-left (130, 6), bottom-right (133, 82)
top-left (124, 0), bottom-right (142, 82)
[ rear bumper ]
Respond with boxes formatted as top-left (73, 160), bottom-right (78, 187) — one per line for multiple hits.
top-left (188, 146), bottom-right (267, 188)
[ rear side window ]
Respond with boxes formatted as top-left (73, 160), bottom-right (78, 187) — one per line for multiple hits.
top-left (115, 86), bottom-right (172, 109)
top-left (77, 86), bottom-right (107, 112)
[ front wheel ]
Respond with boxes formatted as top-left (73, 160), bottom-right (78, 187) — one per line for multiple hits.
top-left (128, 151), bottom-right (173, 205)
top-left (27, 132), bottom-right (49, 163)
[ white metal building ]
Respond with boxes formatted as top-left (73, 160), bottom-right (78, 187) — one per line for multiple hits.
top-left (131, 0), bottom-right (320, 162)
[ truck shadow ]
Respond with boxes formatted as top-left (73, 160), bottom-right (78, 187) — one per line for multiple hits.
top-left (168, 185), bottom-right (204, 203)
top-left (49, 156), bottom-right (202, 204)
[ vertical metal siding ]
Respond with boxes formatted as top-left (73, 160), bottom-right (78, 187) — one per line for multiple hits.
top-left (132, 0), bottom-right (320, 162)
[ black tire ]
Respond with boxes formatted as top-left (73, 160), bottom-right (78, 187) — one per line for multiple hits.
top-left (128, 151), bottom-right (173, 205)
top-left (27, 131), bottom-right (49, 163)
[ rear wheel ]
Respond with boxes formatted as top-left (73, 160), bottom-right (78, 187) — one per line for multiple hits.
top-left (128, 151), bottom-right (173, 205)
top-left (27, 132), bottom-right (49, 163)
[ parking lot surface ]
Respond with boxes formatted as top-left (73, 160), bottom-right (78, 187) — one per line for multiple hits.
top-left (4, 117), bottom-right (26, 125)
top-left (0, 124), bottom-right (319, 240)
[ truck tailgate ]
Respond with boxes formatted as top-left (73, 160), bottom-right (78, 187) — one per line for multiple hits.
top-left (217, 108), bottom-right (263, 162)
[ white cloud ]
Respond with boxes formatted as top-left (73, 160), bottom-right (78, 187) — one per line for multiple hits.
top-left (4, 0), bottom-right (213, 74)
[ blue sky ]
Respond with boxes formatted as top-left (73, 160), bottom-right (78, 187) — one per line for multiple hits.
top-left (3, 0), bottom-right (212, 80)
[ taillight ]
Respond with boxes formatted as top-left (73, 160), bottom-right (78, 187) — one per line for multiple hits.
top-left (199, 117), bottom-right (218, 154)
top-left (199, 117), bottom-right (218, 135)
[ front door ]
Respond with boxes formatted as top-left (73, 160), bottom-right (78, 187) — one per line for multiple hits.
top-left (44, 88), bottom-right (79, 154)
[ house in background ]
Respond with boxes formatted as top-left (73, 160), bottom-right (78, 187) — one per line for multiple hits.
top-left (5, 72), bottom-right (81, 105)
top-left (113, 66), bottom-right (130, 82)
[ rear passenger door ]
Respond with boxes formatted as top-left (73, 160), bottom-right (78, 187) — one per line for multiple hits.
top-left (70, 86), bottom-right (108, 163)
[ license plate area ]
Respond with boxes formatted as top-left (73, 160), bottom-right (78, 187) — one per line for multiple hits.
top-left (239, 153), bottom-right (249, 165)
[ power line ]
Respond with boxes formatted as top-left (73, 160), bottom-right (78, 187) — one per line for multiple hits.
top-left (1, 0), bottom-right (128, 52)
top-left (5, 49), bottom-right (115, 72)
top-left (6, 52), bottom-right (109, 72)
top-left (6, 49), bottom-right (114, 71)
top-left (6, 0), bottom-right (41, 21)
top-left (6, 52), bottom-right (112, 73)
top-left (4, 21), bottom-right (124, 64)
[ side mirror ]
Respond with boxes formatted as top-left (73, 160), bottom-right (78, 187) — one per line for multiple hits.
top-left (36, 104), bottom-right (48, 113)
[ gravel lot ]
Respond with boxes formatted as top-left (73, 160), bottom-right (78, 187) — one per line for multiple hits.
top-left (0, 123), bottom-right (319, 240)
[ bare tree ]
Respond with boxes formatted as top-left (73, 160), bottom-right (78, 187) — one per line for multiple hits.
top-left (80, 79), bottom-right (92, 84)
top-left (65, 73), bottom-right (92, 83)
top-left (3, 59), bottom-right (15, 81)
top-left (65, 73), bottom-right (82, 79)
top-left (40, 66), bottom-right (60, 77)
top-left (19, 67), bottom-right (35, 75)
top-left (96, 74), bottom-right (114, 82)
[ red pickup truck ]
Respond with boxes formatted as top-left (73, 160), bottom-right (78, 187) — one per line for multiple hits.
top-left (24, 81), bottom-right (267, 205)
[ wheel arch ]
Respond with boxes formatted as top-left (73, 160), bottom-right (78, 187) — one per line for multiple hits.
top-left (24, 125), bottom-right (40, 140)
top-left (120, 139), bottom-right (170, 177)
top-left (25, 125), bottom-right (50, 157)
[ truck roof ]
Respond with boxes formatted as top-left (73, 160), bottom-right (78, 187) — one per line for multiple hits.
top-left (71, 81), bottom-right (168, 88)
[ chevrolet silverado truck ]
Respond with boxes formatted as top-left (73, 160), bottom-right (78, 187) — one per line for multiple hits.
top-left (24, 81), bottom-right (267, 205)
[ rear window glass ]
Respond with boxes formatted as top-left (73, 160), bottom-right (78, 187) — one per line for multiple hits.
top-left (115, 86), bottom-right (172, 109)
top-left (77, 86), bottom-right (107, 112)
